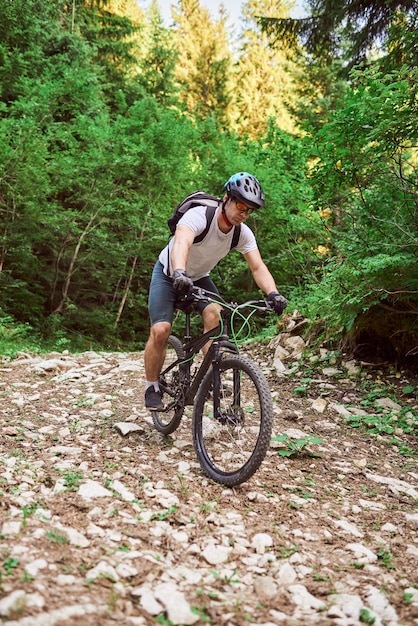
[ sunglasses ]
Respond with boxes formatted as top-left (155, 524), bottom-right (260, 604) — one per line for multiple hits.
top-left (235, 200), bottom-right (254, 215)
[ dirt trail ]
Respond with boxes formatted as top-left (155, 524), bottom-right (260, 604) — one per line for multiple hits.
top-left (0, 345), bottom-right (417, 626)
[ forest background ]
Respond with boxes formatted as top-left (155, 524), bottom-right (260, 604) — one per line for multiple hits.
top-left (0, 0), bottom-right (416, 369)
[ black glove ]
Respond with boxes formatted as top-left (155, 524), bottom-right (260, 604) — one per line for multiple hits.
top-left (172, 269), bottom-right (193, 295)
top-left (267, 291), bottom-right (288, 315)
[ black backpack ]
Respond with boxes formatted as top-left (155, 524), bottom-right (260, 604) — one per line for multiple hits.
top-left (168, 191), bottom-right (241, 250)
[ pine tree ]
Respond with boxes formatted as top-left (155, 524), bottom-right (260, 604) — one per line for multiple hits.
top-left (171, 0), bottom-right (234, 129)
top-left (72, 0), bottom-right (141, 105)
top-left (259, 0), bottom-right (417, 69)
top-left (233, 0), bottom-right (299, 138)
top-left (138, 0), bottom-right (179, 105)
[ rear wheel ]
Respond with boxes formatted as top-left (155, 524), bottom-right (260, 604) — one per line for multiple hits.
top-left (152, 335), bottom-right (187, 435)
top-left (192, 354), bottom-right (273, 486)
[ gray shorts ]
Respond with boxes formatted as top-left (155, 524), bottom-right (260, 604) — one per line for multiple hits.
top-left (148, 261), bottom-right (219, 326)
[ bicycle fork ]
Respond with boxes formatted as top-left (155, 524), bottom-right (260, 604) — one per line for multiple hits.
top-left (211, 341), bottom-right (240, 422)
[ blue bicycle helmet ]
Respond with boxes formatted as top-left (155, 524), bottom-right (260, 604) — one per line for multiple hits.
top-left (224, 172), bottom-right (265, 209)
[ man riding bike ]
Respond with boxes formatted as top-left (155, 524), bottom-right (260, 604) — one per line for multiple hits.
top-left (144, 172), bottom-right (287, 410)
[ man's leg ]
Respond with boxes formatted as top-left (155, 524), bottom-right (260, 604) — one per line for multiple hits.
top-left (196, 275), bottom-right (222, 354)
top-left (145, 261), bottom-right (176, 409)
top-left (144, 322), bottom-right (172, 409)
top-left (144, 321), bottom-right (172, 382)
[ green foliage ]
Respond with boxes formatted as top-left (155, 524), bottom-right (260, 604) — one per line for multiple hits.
top-left (0, 316), bottom-right (39, 358)
top-left (0, 0), bottom-right (416, 368)
top-left (297, 48), bottom-right (418, 364)
top-left (272, 434), bottom-right (323, 457)
top-left (359, 608), bottom-right (376, 624)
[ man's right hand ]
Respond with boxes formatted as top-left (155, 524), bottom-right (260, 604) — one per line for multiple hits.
top-left (172, 269), bottom-right (193, 295)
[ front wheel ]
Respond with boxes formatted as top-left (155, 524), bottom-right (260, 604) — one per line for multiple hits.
top-left (192, 354), bottom-right (273, 487)
top-left (152, 335), bottom-right (187, 435)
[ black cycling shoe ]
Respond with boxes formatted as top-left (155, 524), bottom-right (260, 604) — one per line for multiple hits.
top-left (145, 387), bottom-right (164, 410)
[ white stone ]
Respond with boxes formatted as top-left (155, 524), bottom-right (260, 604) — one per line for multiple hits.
top-left (56, 574), bottom-right (78, 586)
top-left (273, 359), bottom-right (287, 374)
top-left (327, 593), bottom-right (363, 619)
top-left (201, 544), bottom-right (231, 565)
top-left (24, 558), bottom-right (48, 577)
top-left (48, 445), bottom-right (83, 456)
top-left (343, 360), bottom-right (361, 376)
top-left (86, 522), bottom-right (106, 537)
top-left (311, 398), bottom-right (327, 413)
top-left (138, 588), bottom-right (163, 615)
top-left (288, 584), bottom-right (325, 610)
top-left (353, 458), bottom-right (368, 468)
top-left (1, 521), bottom-right (21, 536)
top-left (254, 576), bottom-right (277, 602)
top-left (177, 461), bottom-right (191, 473)
top-left (322, 367), bottom-right (341, 377)
top-left (58, 526), bottom-right (90, 548)
top-left (169, 566), bottom-right (202, 585)
top-left (374, 397), bottom-right (401, 411)
top-left (6, 603), bottom-right (100, 625)
top-left (78, 480), bottom-right (112, 499)
top-left (358, 498), bottom-right (386, 511)
top-left (406, 544), bottom-right (418, 557)
top-left (274, 345), bottom-right (289, 361)
top-left (35, 358), bottom-right (77, 372)
top-left (0, 590), bottom-right (26, 617)
top-left (345, 543), bottom-right (378, 563)
top-left (275, 562), bottom-right (297, 586)
top-left (251, 533), bottom-right (274, 554)
top-left (116, 563), bottom-right (138, 578)
top-left (283, 335), bottom-right (306, 358)
top-left (404, 587), bottom-right (418, 605)
top-left (154, 582), bottom-right (199, 625)
top-left (172, 531), bottom-right (189, 544)
top-left (331, 403), bottom-right (352, 417)
top-left (25, 592), bottom-right (45, 609)
top-left (86, 561), bottom-right (119, 582)
top-left (109, 479), bottom-right (136, 502)
top-left (365, 585), bottom-right (399, 622)
top-left (331, 519), bottom-right (364, 538)
top-left (114, 422), bottom-right (143, 435)
top-left (52, 478), bottom-right (67, 493)
top-left (283, 428), bottom-right (307, 440)
top-left (366, 473), bottom-right (418, 499)
top-left (269, 609), bottom-right (290, 622)
top-left (405, 512), bottom-right (418, 528)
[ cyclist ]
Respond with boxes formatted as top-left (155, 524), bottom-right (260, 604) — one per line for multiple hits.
top-left (144, 172), bottom-right (287, 410)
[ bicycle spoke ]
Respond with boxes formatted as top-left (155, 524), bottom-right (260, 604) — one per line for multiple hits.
top-left (193, 355), bottom-right (273, 486)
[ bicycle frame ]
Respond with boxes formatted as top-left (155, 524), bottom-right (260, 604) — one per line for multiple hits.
top-left (159, 307), bottom-right (239, 412)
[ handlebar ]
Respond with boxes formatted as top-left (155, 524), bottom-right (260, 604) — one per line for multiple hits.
top-left (182, 286), bottom-right (275, 314)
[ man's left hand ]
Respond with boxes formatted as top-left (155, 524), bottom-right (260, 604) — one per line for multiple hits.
top-left (267, 291), bottom-right (288, 315)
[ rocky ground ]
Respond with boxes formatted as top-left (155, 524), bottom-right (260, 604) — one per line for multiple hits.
top-left (0, 325), bottom-right (417, 626)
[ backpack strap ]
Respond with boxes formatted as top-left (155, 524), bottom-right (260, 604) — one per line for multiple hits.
top-left (230, 224), bottom-right (241, 250)
top-left (193, 205), bottom-right (217, 243)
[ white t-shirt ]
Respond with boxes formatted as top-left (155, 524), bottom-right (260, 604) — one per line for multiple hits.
top-left (159, 205), bottom-right (258, 280)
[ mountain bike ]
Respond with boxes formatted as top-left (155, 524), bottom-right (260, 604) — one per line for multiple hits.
top-left (151, 287), bottom-right (274, 487)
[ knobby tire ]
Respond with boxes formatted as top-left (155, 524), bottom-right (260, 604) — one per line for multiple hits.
top-left (152, 335), bottom-right (186, 435)
top-left (192, 354), bottom-right (273, 487)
